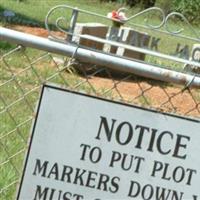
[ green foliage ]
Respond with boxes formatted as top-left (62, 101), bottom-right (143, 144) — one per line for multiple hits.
top-left (100, 0), bottom-right (200, 23)
top-left (156, 0), bottom-right (200, 23)
top-left (172, 0), bottom-right (200, 23)
top-left (100, 0), bottom-right (156, 8)
top-left (155, 0), bottom-right (172, 14)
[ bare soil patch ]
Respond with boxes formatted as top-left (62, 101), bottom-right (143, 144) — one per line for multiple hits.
top-left (10, 25), bottom-right (200, 118)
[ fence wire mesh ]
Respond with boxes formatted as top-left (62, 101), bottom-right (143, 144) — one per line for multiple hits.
top-left (0, 42), bottom-right (200, 199)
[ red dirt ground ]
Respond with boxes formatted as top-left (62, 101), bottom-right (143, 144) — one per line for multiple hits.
top-left (10, 25), bottom-right (200, 118)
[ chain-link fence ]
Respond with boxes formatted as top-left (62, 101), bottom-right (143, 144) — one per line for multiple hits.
top-left (1, 28), bottom-right (200, 199)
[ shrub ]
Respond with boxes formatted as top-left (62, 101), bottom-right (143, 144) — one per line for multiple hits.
top-left (100, 0), bottom-right (200, 23)
top-left (100, 0), bottom-right (156, 8)
top-left (156, 0), bottom-right (200, 23)
top-left (172, 0), bottom-right (200, 23)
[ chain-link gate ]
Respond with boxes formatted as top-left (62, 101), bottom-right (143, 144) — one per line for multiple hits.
top-left (1, 4), bottom-right (200, 199)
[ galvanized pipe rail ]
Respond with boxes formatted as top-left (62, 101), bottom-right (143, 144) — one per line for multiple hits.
top-left (80, 34), bottom-right (200, 68)
top-left (1, 27), bottom-right (200, 88)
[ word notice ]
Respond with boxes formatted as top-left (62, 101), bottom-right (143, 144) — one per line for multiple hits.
top-left (17, 84), bottom-right (200, 200)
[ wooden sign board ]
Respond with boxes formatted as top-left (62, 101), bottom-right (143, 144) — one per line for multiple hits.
top-left (17, 84), bottom-right (200, 200)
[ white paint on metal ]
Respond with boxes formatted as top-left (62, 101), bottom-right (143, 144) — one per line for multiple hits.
top-left (1, 27), bottom-right (200, 87)
top-left (17, 85), bottom-right (200, 199)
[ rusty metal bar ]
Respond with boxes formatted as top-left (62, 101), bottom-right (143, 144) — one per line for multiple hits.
top-left (1, 27), bottom-right (200, 87)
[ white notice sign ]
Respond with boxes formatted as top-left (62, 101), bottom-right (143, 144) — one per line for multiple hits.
top-left (17, 84), bottom-right (200, 200)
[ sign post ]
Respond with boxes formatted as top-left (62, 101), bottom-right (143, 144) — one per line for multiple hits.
top-left (17, 84), bottom-right (200, 200)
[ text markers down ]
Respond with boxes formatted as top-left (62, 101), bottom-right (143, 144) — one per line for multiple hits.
top-left (17, 84), bottom-right (200, 200)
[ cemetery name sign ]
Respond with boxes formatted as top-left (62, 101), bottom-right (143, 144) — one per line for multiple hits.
top-left (17, 84), bottom-right (200, 200)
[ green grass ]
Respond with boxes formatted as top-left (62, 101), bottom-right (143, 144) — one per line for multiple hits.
top-left (1, 0), bottom-right (199, 72)
top-left (0, 48), bottom-right (94, 199)
top-left (0, 1), bottom-right (200, 199)
top-left (0, 0), bottom-right (121, 27)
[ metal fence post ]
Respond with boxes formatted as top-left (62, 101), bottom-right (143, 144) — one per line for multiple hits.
top-left (67, 8), bottom-right (79, 42)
